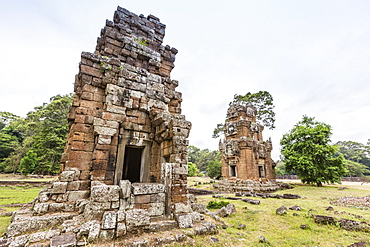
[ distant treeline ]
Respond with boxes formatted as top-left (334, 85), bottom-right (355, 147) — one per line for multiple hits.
top-left (0, 94), bottom-right (73, 175)
top-left (276, 140), bottom-right (370, 177)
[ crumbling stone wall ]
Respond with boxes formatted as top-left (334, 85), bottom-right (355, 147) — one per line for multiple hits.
top-left (217, 104), bottom-right (276, 191)
top-left (1, 7), bottom-right (196, 246)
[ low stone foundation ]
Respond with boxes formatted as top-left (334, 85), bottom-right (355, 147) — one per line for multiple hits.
top-left (0, 169), bottom-right (201, 246)
top-left (213, 179), bottom-right (280, 193)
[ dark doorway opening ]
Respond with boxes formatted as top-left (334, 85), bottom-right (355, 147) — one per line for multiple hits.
top-left (258, 165), bottom-right (265, 178)
top-left (123, 146), bottom-right (143, 183)
top-left (230, 165), bottom-right (236, 177)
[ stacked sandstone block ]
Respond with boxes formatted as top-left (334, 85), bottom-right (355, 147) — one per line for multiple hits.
top-left (0, 6), bottom-right (197, 247)
top-left (218, 104), bottom-right (276, 188)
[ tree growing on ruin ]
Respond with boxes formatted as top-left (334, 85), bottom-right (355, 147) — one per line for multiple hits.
top-left (212, 91), bottom-right (275, 138)
top-left (280, 115), bottom-right (346, 187)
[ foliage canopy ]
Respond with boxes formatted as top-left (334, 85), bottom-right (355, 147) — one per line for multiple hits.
top-left (213, 91), bottom-right (275, 138)
top-left (0, 94), bottom-right (73, 174)
top-left (280, 115), bottom-right (346, 187)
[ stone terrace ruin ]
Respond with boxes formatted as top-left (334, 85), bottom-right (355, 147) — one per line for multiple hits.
top-left (1, 7), bottom-right (200, 246)
top-left (214, 104), bottom-right (279, 193)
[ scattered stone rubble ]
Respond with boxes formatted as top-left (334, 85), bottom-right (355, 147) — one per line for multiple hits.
top-left (314, 215), bottom-right (370, 232)
top-left (331, 196), bottom-right (370, 209)
top-left (214, 179), bottom-right (280, 193)
top-left (0, 6), bottom-right (219, 247)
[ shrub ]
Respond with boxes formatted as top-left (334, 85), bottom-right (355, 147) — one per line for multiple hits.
top-left (207, 200), bottom-right (229, 209)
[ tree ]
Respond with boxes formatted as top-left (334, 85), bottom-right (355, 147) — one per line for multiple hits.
top-left (280, 116), bottom-right (346, 187)
top-left (213, 91), bottom-right (275, 138)
top-left (188, 162), bottom-right (199, 177)
top-left (0, 94), bottom-right (73, 174)
top-left (19, 150), bottom-right (39, 175)
top-left (188, 145), bottom-right (201, 164)
top-left (344, 160), bottom-right (370, 177)
top-left (0, 132), bottom-right (20, 163)
top-left (0, 112), bottom-right (20, 131)
top-left (188, 145), bottom-right (221, 174)
top-left (274, 162), bottom-right (286, 177)
top-left (207, 159), bottom-right (222, 179)
top-left (22, 94), bottom-right (73, 174)
top-left (336, 141), bottom-right (370, 169)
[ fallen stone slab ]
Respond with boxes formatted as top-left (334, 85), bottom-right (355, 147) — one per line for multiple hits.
top-left (314, 215), bottom-right (337, 225)
top-left (50, 233), bottom-right (76, 247)
top-left (340, 218), bottom-right (370, 232)
top-left (193, 221), bottom-right (218, 235)
top-left (242, 198), bottom-right (260, 205)
top-left (282, 194), bottom-right (301, 199)
top-left (188, 187), bottom-right (216, 195)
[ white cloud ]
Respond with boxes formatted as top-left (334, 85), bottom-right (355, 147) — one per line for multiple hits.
top-left (1, 0), bottom-right (369, 161)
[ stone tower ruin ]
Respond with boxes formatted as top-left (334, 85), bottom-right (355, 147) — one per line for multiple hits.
top-left (215, 104), bottom-right (278, 192)
top-left (1, 7), bottom-right (199, 246)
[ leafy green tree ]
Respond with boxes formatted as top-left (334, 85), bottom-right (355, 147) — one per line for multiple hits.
top-left (213, 91), bottom-right (275, 138)
top-left (188, 146), bottom-right (201, 164)
top-left (280, 116), bottom-right (346, 187)
top-left (336, 141), bottom-right (370, 169)
top-left (0, 132), bottom-right (19, 163)
top-left (188, 162), bottom-right (199, 177)
top-left (23, 94), bottom-right (73, 174)
top-left (19, 150), bottom-right (39, 175)
top-left (188, 145), bottom-right (221, 173)
top-left (275, 162), bottom-right (286, 176)
top-left (0, 113), bottom-right (22, 171)
top-left (0, 112), bottom-right (20, 131)
top-left (207, 159), bottom-right (222, 179)
top-left (344, 160), bottom-right (370, 177)
top-left (0, 94), bottom-right (73, 174)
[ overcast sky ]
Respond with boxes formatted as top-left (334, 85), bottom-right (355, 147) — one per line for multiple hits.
top-left (1, 0), bottom-right (370, 160)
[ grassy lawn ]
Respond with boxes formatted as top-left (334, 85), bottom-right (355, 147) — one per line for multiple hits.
top-left (0, 185), bottom-right (46, 236)
top-left (1, 179), bottom-right (370, 246)
top-left (0, 173), bottom-right (56, 182)
top-left (189, 182), bottom-right (370, 247)
top-left (188, 176), bottom-right (215, 190)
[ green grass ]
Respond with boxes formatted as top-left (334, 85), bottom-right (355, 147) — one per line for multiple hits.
top-left (0, 173), bottom-right (55, 182)
top-left (0, 185), bottom-right (46, 236)
top-left (188, 177), bottom-right (214, 190)
top-left (0, 216), bottom-right (11, 237)
top-left (192, 183), bottom-right (370, 247)
top-left (0, 186), bottom-right (44, 206)
top-left (1, 180), bottom-right (370, 246)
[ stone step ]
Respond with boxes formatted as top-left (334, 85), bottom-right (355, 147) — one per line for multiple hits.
top-left (5, 213), bottom-right (76, 238)
top-left (148, 220), bottom-right (177, 232)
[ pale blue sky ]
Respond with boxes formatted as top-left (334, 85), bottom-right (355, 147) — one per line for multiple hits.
top-left (1, 0), bottom-right (370, 160)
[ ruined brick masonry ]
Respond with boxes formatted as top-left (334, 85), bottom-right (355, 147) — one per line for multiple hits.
top-left (0, 7), bottom-right (199, 246)
top-left (214, 104), bottom-right (279, 193)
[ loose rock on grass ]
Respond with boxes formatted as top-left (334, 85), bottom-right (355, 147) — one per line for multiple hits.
top-left (276, 206), bottom-right (288, 215)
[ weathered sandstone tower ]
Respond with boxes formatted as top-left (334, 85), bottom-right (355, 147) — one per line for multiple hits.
top-left (215, 104), bottom-right (278, 192)
top-left (1, 7), bottom-right (202, 246)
